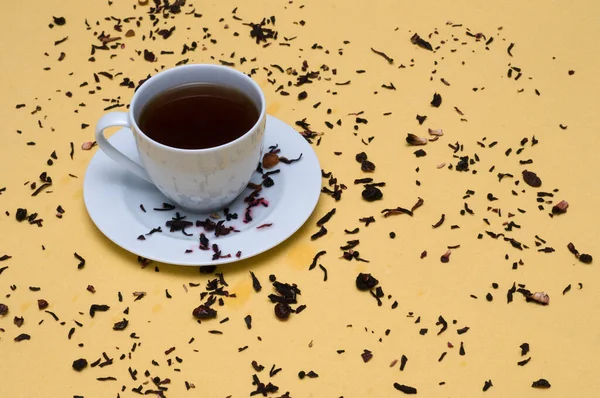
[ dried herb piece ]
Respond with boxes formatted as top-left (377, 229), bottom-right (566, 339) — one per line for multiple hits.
top-left (411, 197), bottom-right (424, 212)
top-left (532, 379), bottom-right (551, 389)
top-left (308, 250), bottom-right (327, 270)
top-left (518, 357), bottom-right (531, 366)
top-left (72, 358), bottom-right (87, 371)
top-left (274, 302), bottom-right (291, 320)
top-left (362, 185), bottom-right (383, 201)
top-left (319, 264), bottom-right (328, 281)
top-left (528, 291), bottom-right (550, 305)
top-left (483, 380), bottom-right (493, 392)
top-left (143, 49), bottom-right (156, 62)
top-left (410, 33), bottom-right (433, 51)
top-left (579, 253), bottom-right (593, 264)
top-left (436, 316), bottom-right (448, 335)
top-left (361, 160), bottom-right (376, 172)
top-left (250, 271), bottom-right (262, 292)
top-left (53, 16), bottom-right (66, 26)
top-left (440, 250), bottom-right (451, 263)
top-left (406, 133), bottom-right (427, 146)
top-left (359, 216), bottom-right (375, 226)
top-left (244, 315), bottom-right (252, 329)
top-left (192, 305), bottom-right (217, 319)
top-left (382, 206), bottom-right (412, 217)
top-left (393, 383), bottom-right (417, 394)
top-left (430, 93), bottom-right (442, 107)
top-left (399, 355), bottom-right (408, 371)
top-left (552, 200), bottom-right (568, 214)
top-left (154, 203), bottom-right (176, 211)
top-left (14, 316), bottom-right (24, 327)
top-left (37, 299), bottom-right (49, 310)
top-left (113, 318), bottom-right (129, 330)
top-left (371, 48), bottom-right (393, 64)
top-left (16, 208), bottom-right (27, 221)
top-left (14, 333), bottom-right (30, 342)
top-left (89, 304), bottom-right (110, 317)
top-left (361, 349), bottom-right (373, 362)
top-left (567, 242), bottom-right (579, 257)
top-left (316, 208), bottom-right (336, 226)
top-left (507, 43), bottom-right (515, 56)
top-left (0, 304), bottom-right (8, 315)
top-left (432, 214), bottom-right (445, 228)
top-left (310, 226), bottom-right (328, 240)
top-left (522, 170), bottom-right (542, 187)
top-left (520, 342), bottom-right (530, 356)
top-left (356, 273), bottom-right (378, 291)
top-left (74, 252), bottom-right (86, 269)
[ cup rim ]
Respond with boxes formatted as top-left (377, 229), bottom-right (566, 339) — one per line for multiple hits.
top-left (129, 63), bottom-right (266, 153)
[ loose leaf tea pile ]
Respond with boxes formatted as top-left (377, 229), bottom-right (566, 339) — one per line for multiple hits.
top-left (0, 0), bottom-right (598, 397)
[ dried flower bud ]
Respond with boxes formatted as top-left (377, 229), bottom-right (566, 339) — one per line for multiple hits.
top-left (262, 152), bottom-right (279, 169)
top-left (406, 133), bottom-right (428, 146)
top-left (437, 163), bottom-right (446, 169)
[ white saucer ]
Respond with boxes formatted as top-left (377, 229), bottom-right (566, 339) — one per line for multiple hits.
top-left (83, 115), bottom-right (321, 266)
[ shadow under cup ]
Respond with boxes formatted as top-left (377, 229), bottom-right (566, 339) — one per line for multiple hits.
top-left (130, 65), bottom-right (267, 214)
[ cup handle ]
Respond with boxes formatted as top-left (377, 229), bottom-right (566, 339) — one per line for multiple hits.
top-left (95, 112), bottom-right (152, 183)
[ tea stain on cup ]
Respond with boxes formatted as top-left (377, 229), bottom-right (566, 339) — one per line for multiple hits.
top-left (21, 301), bottom-right (31, 312)
top-left (152, 304), bottom-right (162, 313)
top-left (267, 102), bottom-right (281, 116)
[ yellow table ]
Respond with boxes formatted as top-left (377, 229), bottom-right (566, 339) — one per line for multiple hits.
top-left (1, 0), bottom-right (599, 396)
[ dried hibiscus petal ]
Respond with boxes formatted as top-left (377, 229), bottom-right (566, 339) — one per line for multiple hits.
top-left (356, 273), bottom-right (378, 290)
top-left (192, 305), bottom-right (217, 319)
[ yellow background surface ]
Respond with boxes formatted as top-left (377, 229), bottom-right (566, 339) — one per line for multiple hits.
top-left (1, 0), bottom-right (599, 397)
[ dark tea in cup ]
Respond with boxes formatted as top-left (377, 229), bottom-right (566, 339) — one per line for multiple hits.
top-left (138, 83), bottom-right (260, 150)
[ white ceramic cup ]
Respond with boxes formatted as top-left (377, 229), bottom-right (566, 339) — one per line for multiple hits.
top-left (95, 64), bottom-right (266, 213)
